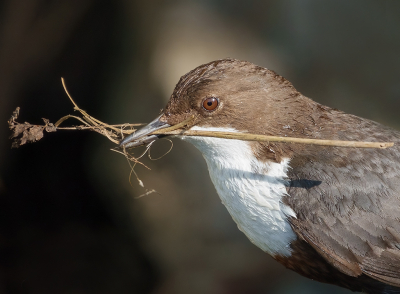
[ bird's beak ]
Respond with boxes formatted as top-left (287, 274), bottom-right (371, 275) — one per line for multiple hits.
top-left (119, 114), bottom-right (170, 148)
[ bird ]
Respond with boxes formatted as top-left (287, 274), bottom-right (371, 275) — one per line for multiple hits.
top-left (120, 58), bottom-right (400, 294)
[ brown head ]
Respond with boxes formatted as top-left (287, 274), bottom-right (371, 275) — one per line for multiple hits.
top-left (162, 58), bottom-right (315, 132)
top-left (120, 58), bottom-right (342, 161)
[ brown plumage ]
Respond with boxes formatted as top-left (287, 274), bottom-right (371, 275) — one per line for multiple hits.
top-left (122, 58), bottom-right (400, 293)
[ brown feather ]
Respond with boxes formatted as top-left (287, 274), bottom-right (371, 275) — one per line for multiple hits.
top-left (161, 58), bottom-right (400, 293)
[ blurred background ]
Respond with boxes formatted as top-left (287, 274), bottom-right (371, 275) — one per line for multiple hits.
top-left (1, 0), bottom-right (400, 293)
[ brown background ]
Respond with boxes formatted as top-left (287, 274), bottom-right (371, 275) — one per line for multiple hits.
top-left (1, 1), bottom-right (400, 293)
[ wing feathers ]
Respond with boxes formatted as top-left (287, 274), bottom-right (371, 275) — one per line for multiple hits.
top-left (361, 250), bottom-right (400, 286)
top-left (289, 218), bottom-right (362, 277)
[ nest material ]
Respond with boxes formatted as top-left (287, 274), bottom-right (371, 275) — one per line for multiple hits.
top-left (8, 78), bottom-right (394, 151)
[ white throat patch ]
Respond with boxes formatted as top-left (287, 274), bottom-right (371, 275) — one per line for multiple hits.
top-left (181, 126), bottom-right (297, 256)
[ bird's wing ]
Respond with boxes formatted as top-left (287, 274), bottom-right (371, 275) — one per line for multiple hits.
top-left (285, 137), bottom-right (400, 287)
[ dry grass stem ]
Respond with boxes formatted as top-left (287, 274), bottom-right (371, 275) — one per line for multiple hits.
top-left (154, 130), bottom-right (394, 149)
top-left (8, 78), bottom-right (393, 151)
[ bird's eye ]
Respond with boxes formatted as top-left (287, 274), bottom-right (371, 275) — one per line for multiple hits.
top-left (202, 97), bottom-right (219, 111)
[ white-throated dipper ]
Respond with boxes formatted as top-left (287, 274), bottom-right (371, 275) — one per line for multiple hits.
top-left (120, 59), bottom-right (400, 294)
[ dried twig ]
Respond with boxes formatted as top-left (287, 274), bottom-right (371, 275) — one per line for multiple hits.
top-left (8, 78), bottom-right (143, 148)
top-left (8, 78), bottom-right (395, 151)
top-left (153, 129), bottom-right (394, 149)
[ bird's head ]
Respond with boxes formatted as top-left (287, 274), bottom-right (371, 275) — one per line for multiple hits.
top-left (120, 58), bottom-right (318, 162)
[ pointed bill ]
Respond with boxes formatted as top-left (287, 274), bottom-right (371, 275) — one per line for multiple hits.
top-left (119, 115), bottom-right (170, 148)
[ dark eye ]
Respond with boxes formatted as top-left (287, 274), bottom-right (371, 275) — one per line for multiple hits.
top-left (202, 97), bottom-right (219, 111)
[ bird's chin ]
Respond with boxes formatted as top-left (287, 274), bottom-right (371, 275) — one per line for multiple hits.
top-left (119, 114), bottom-right (170, 149)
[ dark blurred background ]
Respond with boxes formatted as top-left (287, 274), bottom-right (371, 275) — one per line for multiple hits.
top-left (1, 1), bottom-right (400, 293)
